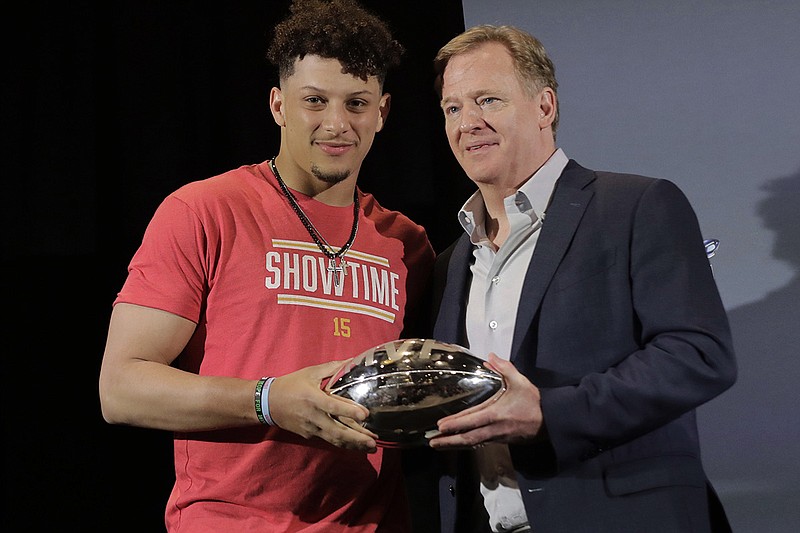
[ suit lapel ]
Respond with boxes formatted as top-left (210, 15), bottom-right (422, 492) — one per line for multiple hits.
top-left (433, 235), bottom-right (473, 344)
top-left (511, 161), bottom-right (596, 360)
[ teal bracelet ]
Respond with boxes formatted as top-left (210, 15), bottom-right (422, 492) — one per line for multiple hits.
top-left (254, 377), bottom-right (275, 426)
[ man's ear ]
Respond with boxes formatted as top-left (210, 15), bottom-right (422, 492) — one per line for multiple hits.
top-left (537, 87), bottom-right (556, 128)
top-left (269, 87), bottom-right (286, 127)
top-left (376, 93), bottom-right (391, 132)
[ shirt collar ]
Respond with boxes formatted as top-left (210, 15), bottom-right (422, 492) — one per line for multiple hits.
top-left (458, 148), bottom-right (569, 239)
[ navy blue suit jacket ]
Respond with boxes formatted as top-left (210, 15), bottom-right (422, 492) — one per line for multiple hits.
top-left (407, 160), bottom-right (736, 533)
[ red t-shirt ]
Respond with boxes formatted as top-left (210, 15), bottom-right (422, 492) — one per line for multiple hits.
top-left (115, 161), bottom-right (434, 532)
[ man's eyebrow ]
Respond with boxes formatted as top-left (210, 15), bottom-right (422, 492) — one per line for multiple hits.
top-left (299, 85), bottom-right (376, 98)
top-left (440, 96), bottom-right (459, 107)
top-left (440, 88), bottom-right (494, 107)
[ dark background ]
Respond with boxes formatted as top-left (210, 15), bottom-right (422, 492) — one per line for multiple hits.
top-left (6, 2), bottom-right (467, 530)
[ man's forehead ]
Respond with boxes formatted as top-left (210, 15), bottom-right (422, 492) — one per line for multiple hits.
top-left (283, 55), bottom-right (381, 91)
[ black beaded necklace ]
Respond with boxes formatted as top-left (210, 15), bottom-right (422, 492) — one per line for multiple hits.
top-left (269, 158), bottom-right (359, 288)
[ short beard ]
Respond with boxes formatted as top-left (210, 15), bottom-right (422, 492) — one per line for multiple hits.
top-left (311, 164), bottom-right (350, 185)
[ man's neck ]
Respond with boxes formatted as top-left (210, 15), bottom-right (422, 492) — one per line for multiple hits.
top-left (476, 185), bottom-right (510, 248)
top-left (476, 146), bottom-right (558, 246)
top-left (273, 154), bottom-right (357, 206)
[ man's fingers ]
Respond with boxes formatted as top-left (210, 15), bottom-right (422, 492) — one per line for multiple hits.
top-left (429, 425), bottom-right (493, 449)
top-left (326, 391), bottom-right (370, 422)
top-left (485, 353), bottom-right (518, 379)
top-left (334, 415), bottom-right (379, 438)
top-left (436, 386), bottom-right (503, 428)
top-left (267, 365), bottom-right (377, 452)
top-left (311, 358), bottom-right (351, 381)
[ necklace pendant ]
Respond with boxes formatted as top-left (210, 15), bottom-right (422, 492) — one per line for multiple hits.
top-left (328, 257), bottom-right (346, 287)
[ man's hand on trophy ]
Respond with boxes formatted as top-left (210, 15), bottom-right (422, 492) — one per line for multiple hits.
top-left (429, 353), bottom-right (544, 449)
top-left (269, 360), bottom-right (379, 453)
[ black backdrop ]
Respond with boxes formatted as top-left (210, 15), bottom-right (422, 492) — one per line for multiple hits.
top-left (6, 2), bottom-right (468, 530)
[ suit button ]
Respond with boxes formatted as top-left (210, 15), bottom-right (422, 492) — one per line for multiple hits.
top-left (448, 484), bottom-right (455, 496)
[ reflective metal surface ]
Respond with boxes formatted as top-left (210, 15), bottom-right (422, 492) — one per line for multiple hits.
top-left (704, 238), bottom-right (720, 259)
top-left (326, 338), bottom-right (505, 448)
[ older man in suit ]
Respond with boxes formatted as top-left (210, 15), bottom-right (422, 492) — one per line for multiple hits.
top-left (407, 24), bottom-right (736, 533)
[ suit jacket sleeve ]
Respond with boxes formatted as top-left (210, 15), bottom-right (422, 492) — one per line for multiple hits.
top-left (537, 177), bottom-right (737, 469)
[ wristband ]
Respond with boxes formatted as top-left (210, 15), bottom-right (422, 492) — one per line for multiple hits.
top-left (254, 377), bottom-right (276, 426)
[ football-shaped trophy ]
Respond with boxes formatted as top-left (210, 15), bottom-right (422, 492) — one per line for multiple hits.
top-left (325, 338), bottom-right (505, 448)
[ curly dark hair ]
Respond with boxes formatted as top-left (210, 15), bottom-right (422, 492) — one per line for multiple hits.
top-left (267, 0), bottom-right (404, 86)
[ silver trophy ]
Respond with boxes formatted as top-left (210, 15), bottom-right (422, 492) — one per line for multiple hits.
top-left (326, 338), bottom-right (505, 448)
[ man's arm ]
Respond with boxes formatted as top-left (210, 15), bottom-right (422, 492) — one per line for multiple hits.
top-left (99, 302), bottom-right (378, 451)
top-left (429, 179), bottom-right (736, 456)
top-left (538, 179), bottom-right (737, 466)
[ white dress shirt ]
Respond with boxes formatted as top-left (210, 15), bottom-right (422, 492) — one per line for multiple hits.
top-left (457, 148), bottom-right (568, 532)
